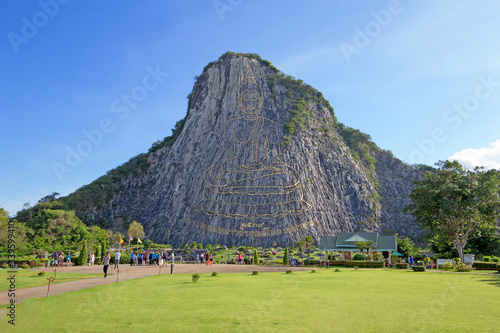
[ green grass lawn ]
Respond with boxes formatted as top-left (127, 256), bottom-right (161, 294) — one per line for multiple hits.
top-left (2, 269), bottom-right (499, 332)
top-left (0, 270), bottom-right (102, 292)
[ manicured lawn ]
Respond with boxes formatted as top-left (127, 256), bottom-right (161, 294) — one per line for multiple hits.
top-left (1, 269), bottom-right (499, 332)
top-left (0, 270), bottom-right (102, 292)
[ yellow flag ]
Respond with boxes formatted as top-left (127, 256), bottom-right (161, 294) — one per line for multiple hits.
top-left (138, 238), bottom-right (142, 244)
top-left (120, 238), bottom-right (124, 243)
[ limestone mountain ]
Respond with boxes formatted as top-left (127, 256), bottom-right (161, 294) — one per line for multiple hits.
top-left (61, 52), bottom-right (422, 247)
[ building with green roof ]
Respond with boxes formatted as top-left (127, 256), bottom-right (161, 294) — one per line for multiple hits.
top-left (319, 232), bottom-right (397, 260)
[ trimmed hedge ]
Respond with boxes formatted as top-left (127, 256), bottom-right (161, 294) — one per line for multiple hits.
top-left (412, 266), bottom-right (425, 272)
top-left (473, 262), bottom-right (499, 270)
top-left (331, 260), bottom-right (384, 268)
top-left (303, 259), bottom-right (322, 266)
top-left (0, 258), bottom-right (45, 268)
top-left (395, 263), bottom-right (409, 269)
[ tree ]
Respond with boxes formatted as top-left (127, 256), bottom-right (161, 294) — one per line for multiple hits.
top-left (355, 241), bottom-right (367, 258)
top-left (38, 192), bottom-right (60, 203)
top-left (127, 221), bottom-right (145, 240)
top-left (283, 248), bottom-right (289, 265)
top-left (296, 240), bottom-right (305, 258)
top-left (23, 202), bottom-right (32, 220)
top-left (396, 235), bottom-right (415, 257)
top-left (304, 235), bottom-right (314, 255)
top-left (78, 240), bottom-right (88, 266)
top-left (253, 249), bottom-right (259, 265)
top-left (365, 240), bottom-right (376, 260)
top-left (405, 160), bottom-right (500, 262)
top-left (190, 241), bottom-right (197, 250)
top-left (100, 242), bottom-right (108, 263)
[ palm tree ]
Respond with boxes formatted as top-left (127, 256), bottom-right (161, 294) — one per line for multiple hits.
top-left (355, 241), bottom-right (367, 258)
top-left (366, 240), bottom-right (377, 261)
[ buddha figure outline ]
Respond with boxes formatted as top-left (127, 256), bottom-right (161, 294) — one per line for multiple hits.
top-left (195, 67), bottom-right (312, 220)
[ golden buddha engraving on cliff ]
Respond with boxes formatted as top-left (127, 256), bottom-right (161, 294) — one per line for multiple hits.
top-left (195, 66), bottom-right (311, 220)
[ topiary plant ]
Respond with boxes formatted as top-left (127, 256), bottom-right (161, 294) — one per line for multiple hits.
top-left (192, 273), bottom-right (200, 283)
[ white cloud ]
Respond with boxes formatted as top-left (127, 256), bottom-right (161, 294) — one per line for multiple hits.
top-left (448, 140), bottom-right (500, 170)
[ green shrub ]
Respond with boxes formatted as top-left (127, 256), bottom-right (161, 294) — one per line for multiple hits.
top-left (353, 254), bottom-right (364, 260)
top-left (334, 268), bottom-right (341, 272)
top-left (412, 266), bottom-right (425, 272)
top-left (497, 264), bottom-right (500, 273)
top-left (493, 258), bottom-right (499, 263)
top-left (304, 259), bottom-right (321, 266)
top-left (252, 271), bottom-right (259, 275)
top-left (1, 262), bottom-right (9, 269)
top-left (192, 273), bottom-right (200, 283)
top-left (211, 272), bottom-right (218, 277)
top-left (38, 271), bottom-right (45, 276)
top-left (396, 263), bottom-right (409, 269)
top-left (78, 240), bottom-right (88, 266)
top-left (473, 262), bottom-right (498, 270)
top-left (253, 249), bottom-right (259, 266)
top-left (20, 262), bottom-right (29, 269)
top-left (453, 257), bottom-right (460, 265)
top-left (286, 270), bottom-right (293, 274)
top-left (442, 262), bottom-right (453, 270)
top-left (331, 261), bottom-right (384, 268)
top-left (353, 266), bottom-right (359, 270)
top-left (283, 248), bottom-right (289, 265)
top-left (310, 269), bottom-right (316, 273)
top-left (483, 257), bottom-right (490, 262)
top-left (455, 263), bottom-right (473, 272)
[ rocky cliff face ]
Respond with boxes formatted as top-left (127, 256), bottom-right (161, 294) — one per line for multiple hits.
top-left (64, 53), bottom-right (422, 246)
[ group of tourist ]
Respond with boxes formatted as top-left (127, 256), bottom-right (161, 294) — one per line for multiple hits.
top-left (194, 252), bottom-right (214, 265)
top-left (49, 251), bottom-right (72, 267)
top-left (129, 250), bottom-right (174, 266)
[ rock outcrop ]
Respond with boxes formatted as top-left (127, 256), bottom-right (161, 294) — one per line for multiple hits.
top-left (62, 53), bottom-right (422, 246)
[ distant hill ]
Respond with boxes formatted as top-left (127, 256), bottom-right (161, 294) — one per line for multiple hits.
top-left (60, 52), bottom-right (423, 246)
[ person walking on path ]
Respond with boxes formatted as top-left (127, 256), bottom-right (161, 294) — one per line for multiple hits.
top-left (90, 252), bottom-right (95, 266)
top-left (66, 253), bottom-right (72, 266)
top-left (114, 250), bottom-right (121, 269)
top-left (59, 252), bottom-right (64, 268)
top-left (408, 256), bottom-right (414, 269)
top-left (103, 252), bottom-right (110, 278)
top-left (130, 251), bottom-right (134, 266)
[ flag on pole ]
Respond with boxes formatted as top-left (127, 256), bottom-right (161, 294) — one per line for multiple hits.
top-left (120, 238), bottom-right (124, 244)
top-left (129, 235), bottom-right (133, 241)
top-left (138, 238), bottom-right (142, 244)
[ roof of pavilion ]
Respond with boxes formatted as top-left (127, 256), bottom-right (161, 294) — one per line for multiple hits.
top-left (319, 232), bottom-right (397, 252)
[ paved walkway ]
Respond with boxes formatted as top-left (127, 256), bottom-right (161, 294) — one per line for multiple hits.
top-left (0, 264), bottom-right (309, 306)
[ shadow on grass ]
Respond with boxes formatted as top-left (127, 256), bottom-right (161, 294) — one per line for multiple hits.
top-left (472, 273), bottom-right (500, 288)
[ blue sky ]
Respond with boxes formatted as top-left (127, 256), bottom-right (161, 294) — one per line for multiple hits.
top-left (1, 0), bottom-right (500, 216)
